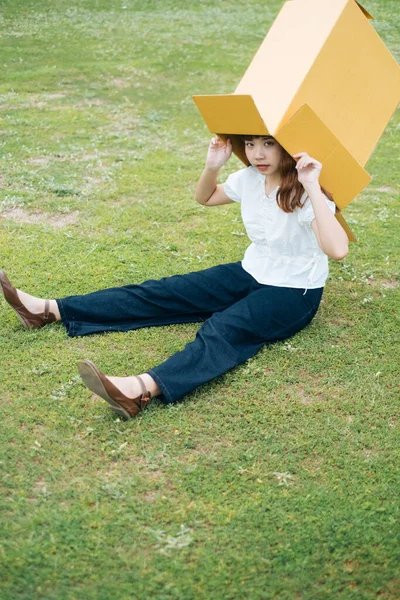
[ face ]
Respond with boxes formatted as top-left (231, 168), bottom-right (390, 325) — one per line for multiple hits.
top-left (244, 136), bottom-right (283, 177)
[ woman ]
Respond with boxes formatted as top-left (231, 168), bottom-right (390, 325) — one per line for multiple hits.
top-left (0, 135), bottom-right (348, 418)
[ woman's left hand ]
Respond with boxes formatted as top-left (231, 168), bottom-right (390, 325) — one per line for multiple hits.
top-left (293, 152), bottom-right (322, 187)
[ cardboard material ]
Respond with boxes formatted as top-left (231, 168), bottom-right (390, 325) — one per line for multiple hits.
top-left (193, 0), bottom-right (400, 240)
top-left (193, 95), bottom-right (269, 136)
top-left (274, 105), bottom-right (371, 211)
top-left (355, 1), bottom-right (373, 19)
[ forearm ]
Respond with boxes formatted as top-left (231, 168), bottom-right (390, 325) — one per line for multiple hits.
top-left (305, 183), bottom-right (349, 260)
top-left (194, 166), bottom-right (220, 205)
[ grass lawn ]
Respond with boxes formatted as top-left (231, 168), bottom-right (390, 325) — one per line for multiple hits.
top-left (0, 1), bottom-right (399, 598)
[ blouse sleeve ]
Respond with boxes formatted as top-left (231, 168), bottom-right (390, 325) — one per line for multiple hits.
top-left (223, 169), bottom-right (245, 203)
top-left (297, 193), bottom-right (336, 227)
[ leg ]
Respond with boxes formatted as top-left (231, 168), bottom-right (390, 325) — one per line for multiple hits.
top-left (79, 285), bottom-right (323, 416)
top-left (149, 285), bottom-right (323, 403)
top-left (57, 262), bottom-right (255, 336)
top-left (1, 263), bottom-right (251, 334)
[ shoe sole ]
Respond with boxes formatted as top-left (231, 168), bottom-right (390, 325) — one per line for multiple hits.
top-left (78, 359), bottom-right (131, 419)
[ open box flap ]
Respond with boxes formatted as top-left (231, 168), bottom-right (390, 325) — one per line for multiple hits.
top-left (192, 94), bottom-right (269, 136)
top-left (274, 104), bottom-right (371, 211)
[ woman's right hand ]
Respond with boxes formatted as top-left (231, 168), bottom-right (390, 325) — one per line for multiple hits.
top-left (205, 137), bottom-right (232, 170)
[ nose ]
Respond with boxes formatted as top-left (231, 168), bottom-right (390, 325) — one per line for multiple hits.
top-left (254, 144), bottom-right (266, 160)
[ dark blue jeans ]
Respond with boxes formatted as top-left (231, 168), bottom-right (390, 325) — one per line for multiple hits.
top-left (57, 262), bottom-right (323, 403)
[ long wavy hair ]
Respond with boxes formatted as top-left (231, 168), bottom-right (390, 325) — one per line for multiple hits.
top-left (238, 135), bottom-right (334, 213)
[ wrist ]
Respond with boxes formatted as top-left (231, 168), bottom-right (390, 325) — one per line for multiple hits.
top-left (204, 164), bottom-right (221, 174)
top-left (303, 181), bottom-right (321, 194)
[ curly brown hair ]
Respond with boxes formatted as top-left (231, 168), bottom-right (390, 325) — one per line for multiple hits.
top-left (237, 135), bottom-right (334, 213)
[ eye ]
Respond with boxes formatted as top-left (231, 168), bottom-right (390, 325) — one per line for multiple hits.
top-left (265, 140), bottom-right (274, 146)
top-left (245, 142), bottom-right (254, 147)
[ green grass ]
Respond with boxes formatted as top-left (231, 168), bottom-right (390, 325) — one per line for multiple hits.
top-left (0, 1), bottom-right (399, 598)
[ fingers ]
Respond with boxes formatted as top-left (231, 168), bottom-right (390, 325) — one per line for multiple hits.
top-left (210, 136), bottom-right (231, 148)
top-left (294, 152), bottom-right (321, 171)
top-left (206, 136), bottom-right (232, 168)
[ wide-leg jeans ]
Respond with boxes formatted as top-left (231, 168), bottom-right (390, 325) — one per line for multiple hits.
top-left (57, 262), bottom-right (323, 403)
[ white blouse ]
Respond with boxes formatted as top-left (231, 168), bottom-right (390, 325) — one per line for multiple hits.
top-left (224, 166), bottom-right (336, 289)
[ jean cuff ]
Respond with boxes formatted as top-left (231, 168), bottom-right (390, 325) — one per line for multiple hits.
top-left (147, 369), bottom-right (175, 405)
top-left (56, 299), bottom-right (75, 336)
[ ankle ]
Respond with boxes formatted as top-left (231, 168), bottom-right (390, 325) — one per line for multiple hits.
top-left (139, 373), bottom-right (161, 398)
top-left (49, 299), bottom-right (61, 320)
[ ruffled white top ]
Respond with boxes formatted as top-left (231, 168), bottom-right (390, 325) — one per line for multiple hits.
top-left (224, 166), bottom-right (336, 289)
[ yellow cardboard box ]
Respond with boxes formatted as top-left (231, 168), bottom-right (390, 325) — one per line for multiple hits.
top-left (193, 0), bottom-right (400, 239)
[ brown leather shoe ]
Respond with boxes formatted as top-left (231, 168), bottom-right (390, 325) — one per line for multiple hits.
top-left (78, 359), bottom-right (151, 419)
top-left (0, 270), bottom-right (57, 329)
